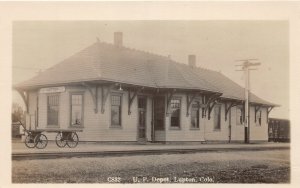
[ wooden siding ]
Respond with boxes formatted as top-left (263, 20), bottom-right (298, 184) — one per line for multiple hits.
top-left (203, 103), bottom-right (230, 141)
top-left (26, 87), bottom-right (269, 142)
top-left (31, 86), bottom-right (141, 141)
top-left (165, 94), bottom-right (205, 141)
top-left (249, 107), bottom-right (268, 141)
top-left (230, 106), bottom-right (244, 141)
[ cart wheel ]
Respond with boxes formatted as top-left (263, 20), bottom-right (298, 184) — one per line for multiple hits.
top-left (67, 132), bottom-right (79, 148)
top-left (34, 134), bottom-right (48, 149)
top-left (55, 132), bottom-right (67, 148)
top-left (25, 134), bottom-right (37, 148)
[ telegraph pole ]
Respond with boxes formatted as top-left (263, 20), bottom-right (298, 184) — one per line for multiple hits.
top-left (236, 59), bottom-right (260, 143)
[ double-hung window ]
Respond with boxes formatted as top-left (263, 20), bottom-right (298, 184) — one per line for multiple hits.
top-left (191, 101), bottom-right (200, 129)
top-left (214, 104), bottom-right (221, 130)
top-left (170, 99), bottom-right (181, 128)
top-left (47, 95), bottom-right (59, 126)
top-left (71, 94), bottom-right (83, 127)
top-left (111, 94), bottom-right (122, 127)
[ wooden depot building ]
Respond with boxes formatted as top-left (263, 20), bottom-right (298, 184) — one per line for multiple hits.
top-left (14, 32), bottom-right (277, 143)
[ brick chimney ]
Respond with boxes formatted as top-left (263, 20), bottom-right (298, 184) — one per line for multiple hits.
top-left (114, 32), bottom-right (123, 47)
top-left (188, 55), bottom-right (196, 68)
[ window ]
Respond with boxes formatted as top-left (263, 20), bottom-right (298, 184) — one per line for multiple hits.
top-left (111, 94), bottom-right (122, 126)
top-left (191, 101), bottom-right (200, 129)
top-left (47, 95), bottom-right (59, 126)
top-left (256, 110), bottom-right (262, 126)
top-left (236, 107), bottom-right (243, 125)
top-left (71, 94), bottom-right (83, 127)
top-left (214, 105), bottom-right (221, 130)
top-left (170, 99), bottom-right (181, 128)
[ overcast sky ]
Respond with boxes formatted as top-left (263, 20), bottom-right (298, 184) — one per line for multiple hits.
top-left (12, 21), bottom-right (289, 119)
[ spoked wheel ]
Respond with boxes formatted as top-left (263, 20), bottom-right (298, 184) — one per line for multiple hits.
top-left (34, 133), bottom-right (48, 149)
top-left (25, 134), bottom-right (37, 148)
top-left (66, 132), bottom-right (79, 148)
top-left (55, 132), bottom-right (67, 148)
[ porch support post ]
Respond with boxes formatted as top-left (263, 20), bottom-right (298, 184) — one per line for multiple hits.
top-left (100, 84), bottom-right (115, 114)
top-left (82, 83), bottom-right (98, 113)
top-left (166, 89), bottom-right (176, 117)
top-left (207, 102), bottom-right (217, 120)
top-left (128, 87), bottom-right (144, 115)
top-left (186, 93), bottom-right (197, 117)
top-left (254, 105), bottom-right (262, 122)
top-left (16, 89), bottom-right (29, 113)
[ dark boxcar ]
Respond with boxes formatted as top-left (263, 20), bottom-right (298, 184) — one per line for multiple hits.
top-left (268, 118), bottom-right (290, 142)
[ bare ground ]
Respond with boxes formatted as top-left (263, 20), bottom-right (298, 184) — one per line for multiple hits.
top-left (12, 149), bottom-right (290, 183)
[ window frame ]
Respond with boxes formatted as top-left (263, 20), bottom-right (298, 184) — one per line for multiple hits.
top-left (137, 96), bottom-right (147, 140)
top-left (110, 93), bottom-right (123, 128)
top-left (236, 106), bottom-right (244, 126)
top-left (47, 94), bottom-right (60, 127)
top-left (213, 104), bottom-right (221, 131)
top-left (190, 100), bottom-right (200, 130)
top-left (169, 97), bottom-right (181, 130)
top-left (69, 92), bottom-right (84, 128)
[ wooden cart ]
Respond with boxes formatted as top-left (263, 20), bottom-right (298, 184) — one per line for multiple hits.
top-left (19, 121), bottom-right (83, 149)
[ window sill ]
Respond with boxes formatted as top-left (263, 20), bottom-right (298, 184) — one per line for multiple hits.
top-left (190, 128), bottom-right (200, 130)
top-left (169, 127), bottom-right (181, 130)
top-left (110, 125), bottom-right (122, 129)
top-left (46, 125), bottom-right (60, 128)
top-left (213, 129), bottom-right (221, 132)
top-left (69, 125), bottom-right (84, 129)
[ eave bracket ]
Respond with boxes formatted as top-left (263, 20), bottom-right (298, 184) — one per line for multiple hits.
top-left (16, 89), bottom-right (29, 113)
top-left (166, 89), bottom-right (176, 117)
top-left (82, 83), bottom-right (98, 113)
top-left (267, 106), bottom-right (274, 123)
top-left (128, 87), bottom-right (144, 115)
top-left (224, 101), bottom-right (239, 121)
top-left (100, 84), bottom-right (115, 114)
top-left (202, 93), bottom-right (221, 120)
top-left (255, 105), bottom-right (262, 122)
top-left (186, 93), bottom-right (197, 117)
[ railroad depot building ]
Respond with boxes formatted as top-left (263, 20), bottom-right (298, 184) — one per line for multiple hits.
top-left (14, 32), bottom-right (277, 143)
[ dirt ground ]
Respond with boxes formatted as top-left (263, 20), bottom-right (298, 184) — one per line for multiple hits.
top-left (12, 149), bottom-right (290, 183)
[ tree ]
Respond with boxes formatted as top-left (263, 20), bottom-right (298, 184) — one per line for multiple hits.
top-left (12, 102), bottom-right (25, 122)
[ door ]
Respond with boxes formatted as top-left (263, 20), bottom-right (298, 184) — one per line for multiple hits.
top-left (138, 97), bottom-right (147, 141)
top-left (154, 96), bottom-right (165, 131)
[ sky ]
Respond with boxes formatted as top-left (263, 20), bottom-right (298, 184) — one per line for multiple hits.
top-left (12, 21), bottom-right (289, 119)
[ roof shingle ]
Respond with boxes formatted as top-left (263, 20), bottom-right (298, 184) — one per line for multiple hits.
top-left (15, 41), bottom-right (276, 106)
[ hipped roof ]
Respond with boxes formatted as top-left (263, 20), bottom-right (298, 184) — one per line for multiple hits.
top-left (15, 41), bottom-right (277, 106)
